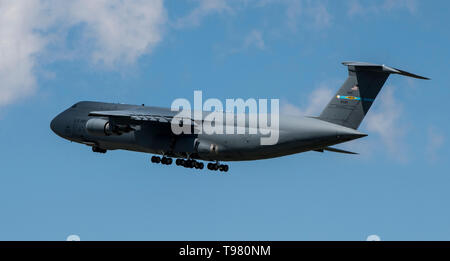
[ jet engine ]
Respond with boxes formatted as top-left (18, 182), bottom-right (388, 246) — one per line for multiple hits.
top-left (86, 118), bottom-right (134, 136)
top-left (196, 139), bottom-right (220, 155)
top-left (86, 118), bottom-right (114, 136)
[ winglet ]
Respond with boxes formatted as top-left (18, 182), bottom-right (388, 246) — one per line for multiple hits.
top-left (342, 61), bottom-right (430, 80)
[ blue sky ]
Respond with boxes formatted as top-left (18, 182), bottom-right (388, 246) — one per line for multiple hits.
top-left (0, 0), bottom-right (449, 240)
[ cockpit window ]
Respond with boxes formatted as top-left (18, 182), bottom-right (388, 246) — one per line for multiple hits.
top-left (71, 104), bottom-right (78, 108)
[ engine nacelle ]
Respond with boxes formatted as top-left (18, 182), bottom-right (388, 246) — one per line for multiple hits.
top-left (86, 118), bottom-right (114, 136)
top-left (196, 139), bottom-right (220, 155)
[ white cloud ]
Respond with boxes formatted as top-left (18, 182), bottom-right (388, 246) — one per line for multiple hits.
top-left (348, 0), bottom-right (417, 16)
top-left (174, 0), bottom-right (232, 28)
top-left (382, 0), bottom-right (417, 13)
top-left (243, 30), bottom-right (265, 50)
top-left (254, 0), bottom-right (332, 30)
top-left (283, 85), bottom-right (411, 162)
top-left (426, 127), bottom-right (445, 163)
top-left (0, 0), bottom-right (166, 107)
top-left (279, 0), bottom-right (332, 30)
top-left (0, 0), bottom-right (52, 106)
top-left (0, 0), bottom-right (421, 108)
top-left (363, 87), bottom-right (408, 162)
top-left (281, 84), bottom-right (334, 117)
top-left (303, 1), bottom-right (332, 29)
top-left (68, 0), bottom-right (167, 66)
top-left (175, 0), bottom-right (332, 31)
top-left (226, 29), bottom-right (266, 55)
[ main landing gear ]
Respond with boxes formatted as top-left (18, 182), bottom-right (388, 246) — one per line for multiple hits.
top-left (207, 162), bottom-right (229, 172)
top-left (150, 156), bottom-right (229, 172)
top-left (151, 156), bottom-right (173, 165)
top-left (175, 159), bottom-right (204, 170)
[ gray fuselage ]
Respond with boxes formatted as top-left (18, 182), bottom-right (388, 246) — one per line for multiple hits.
top-left (50, 101), bottom-right (366, 162)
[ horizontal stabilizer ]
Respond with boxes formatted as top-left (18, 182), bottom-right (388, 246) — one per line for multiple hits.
top-left (342, 61), bottom-right (430, 80)
top-left (314, 147), bottom-right (358, 155)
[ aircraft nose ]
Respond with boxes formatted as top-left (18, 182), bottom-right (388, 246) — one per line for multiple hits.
top-left (50, 114), bottom-right (63, 136)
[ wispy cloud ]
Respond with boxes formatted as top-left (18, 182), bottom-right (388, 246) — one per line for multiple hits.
top-left (426, 126), bottom-right (445, 163)
top-left (173, 0), bottom-right (232, 29)
top-left (243, 30), bottom-right (266, 50)
top-left (348, 0), bottom-right (418, 17)
top-left (175, 0), bottom-right (332, 31)
top-left (260, 0), bottom-right (332, 30)
top-left (281, 83), bottom-right (334, 117)
top-left (0, 0), bottom-right (167, 107)
top-left (283, 84), bottom-right (412, 162)
top-left (225, 29), bottom-right (266, 55)
top-left (363, 87), bottom-right (409, 162)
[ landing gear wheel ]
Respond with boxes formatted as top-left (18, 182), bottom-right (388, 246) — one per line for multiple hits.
top-left (182, 160), bottom-right (189, 168)
top-left (194, 161), bottom-right (204, 169)
top-left (161, 157), bottom-right (167, 164)
top-left (207, 163), bottom-right (218, 171)
top-left (189, 160), bottom-right (195, 168)
top-left (160, 157), bottom-right (173, 165)
top-left (176, 159), bottom-right (183, 166)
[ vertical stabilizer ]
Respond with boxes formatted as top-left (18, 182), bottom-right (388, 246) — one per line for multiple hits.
top-left (318, 62), bottom-right (429, 129)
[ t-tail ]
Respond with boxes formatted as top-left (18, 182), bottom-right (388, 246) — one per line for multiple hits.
top-left (319, 62), bottom-right (429, 129)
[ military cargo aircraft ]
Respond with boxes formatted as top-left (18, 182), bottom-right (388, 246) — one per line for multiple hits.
top-left (50, 62), bottom-right (429, 172)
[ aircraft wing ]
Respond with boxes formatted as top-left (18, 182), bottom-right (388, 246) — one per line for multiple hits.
top-left (89, 110), bottom-right (174, 123)
top-left (88, 110), bottom-right (201, 128)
